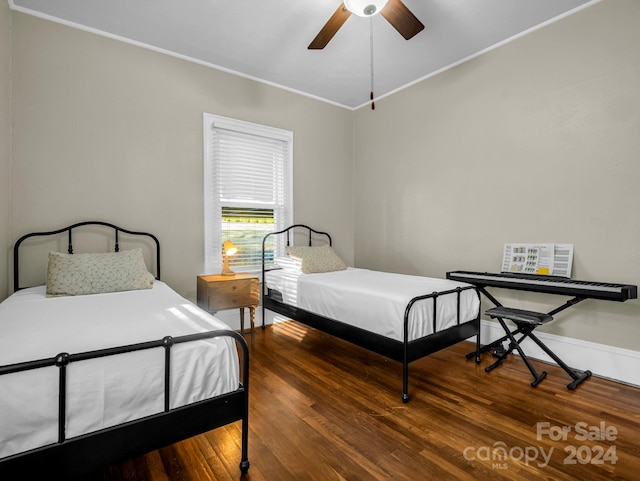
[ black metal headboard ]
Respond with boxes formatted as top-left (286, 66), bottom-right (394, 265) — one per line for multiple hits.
top-left (261, 224), bottom-right (332, 277)
top-left (13, 221), bottom-right (161, 292)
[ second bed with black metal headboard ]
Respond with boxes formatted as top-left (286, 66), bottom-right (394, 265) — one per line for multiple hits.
top-left (0, 221), bottom-right (249, 479)
top-left (261, 224), bottom-right (481, 403)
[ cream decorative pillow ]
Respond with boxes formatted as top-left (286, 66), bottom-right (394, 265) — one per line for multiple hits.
top-left (46, 249), bottom-right (154, 297)
top-left (285, 245), bottom-right (347, 274)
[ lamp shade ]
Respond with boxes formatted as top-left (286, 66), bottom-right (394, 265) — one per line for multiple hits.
top-left (223, 240), bottom-right (238, 256)
top-left (344, 0), bottom-right (389, 17)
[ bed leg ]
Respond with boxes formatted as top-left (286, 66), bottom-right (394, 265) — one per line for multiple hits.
top-left (402, 361), bottom-right (410, 403)
top-left (236, 332), bottom-right (251, 475)
top-left (238, 413), bottom-right (250, 475)
top-left (240, 419), bottom-right (249, 474)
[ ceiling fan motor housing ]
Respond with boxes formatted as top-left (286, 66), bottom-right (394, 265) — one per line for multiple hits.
top-left (364, 5), bottom-right (377, 15)
top-left (344, 0), bottom-right (389, 17)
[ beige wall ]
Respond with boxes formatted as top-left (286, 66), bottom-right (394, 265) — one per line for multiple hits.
top-left (353, 0), bottom-right (640, 350)
top-left (5, 1), bottom-right (639, 352)
top-left (8, 12), bottom-right (354, 302)
top-left (0, 2), bottom-right (11, 300)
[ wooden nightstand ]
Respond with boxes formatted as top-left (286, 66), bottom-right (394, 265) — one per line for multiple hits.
top-left (197, 273), bottom-right (260, 336)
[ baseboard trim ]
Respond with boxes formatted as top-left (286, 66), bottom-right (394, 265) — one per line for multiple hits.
top-left (477, 319), bottom-right (640, 388)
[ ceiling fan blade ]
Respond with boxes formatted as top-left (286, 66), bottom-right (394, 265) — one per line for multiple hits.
top-left (381, 0), bottom-right (425, 40)
top-left (308, 3), bottom-right (351, 49)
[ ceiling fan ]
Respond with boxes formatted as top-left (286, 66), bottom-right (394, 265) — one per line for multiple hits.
top-left (308, 0), bottom-right (425, 50)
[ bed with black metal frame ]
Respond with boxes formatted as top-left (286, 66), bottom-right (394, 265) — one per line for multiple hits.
top-left (261, 224), bottom-right (482, 403)
top-left (0, 221), bottom-right (249, 479)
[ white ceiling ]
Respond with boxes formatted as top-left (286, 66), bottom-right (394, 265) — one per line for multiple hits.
top-left (9, 0), bottom-right (597, 109)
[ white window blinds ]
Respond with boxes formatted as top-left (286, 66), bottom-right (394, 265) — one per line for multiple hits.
top-left (204, 114), bottom-right (293, 273)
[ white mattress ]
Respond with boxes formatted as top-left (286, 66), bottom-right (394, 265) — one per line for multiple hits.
top-left (265, 267), bottom-right (479, 342)
top-left (0, 281), bottom-right (240, 460)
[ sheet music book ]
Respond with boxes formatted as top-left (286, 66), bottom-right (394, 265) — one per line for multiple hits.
top-left (501, 243), bottom-right (574, 277)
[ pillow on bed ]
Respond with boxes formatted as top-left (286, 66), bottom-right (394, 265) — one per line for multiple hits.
top-left (285, 245), bottom-right (347, 274)
top-left (274, 255), bottom-right (303, 273)
top-left (46, 249), bottom-right (154, 297)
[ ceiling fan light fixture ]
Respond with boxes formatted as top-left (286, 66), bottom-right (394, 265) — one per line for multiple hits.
top-left (344, 0), bottom-right (389, 17)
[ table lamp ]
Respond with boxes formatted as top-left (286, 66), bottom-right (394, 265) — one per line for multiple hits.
top-left (221, 240), bottom-right (238, 276)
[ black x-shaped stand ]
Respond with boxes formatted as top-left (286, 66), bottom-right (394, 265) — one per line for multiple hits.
top-left (468, 286), bottom-right (592, 389)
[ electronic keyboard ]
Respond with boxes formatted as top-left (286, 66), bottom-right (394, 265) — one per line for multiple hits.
top-left (446, 271), bottom-right (637, 302)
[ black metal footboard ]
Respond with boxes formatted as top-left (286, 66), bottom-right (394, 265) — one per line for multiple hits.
top-left (0, 330), bottom-right (250, 479)
top-left (402, 286), bottom-right (481, 402)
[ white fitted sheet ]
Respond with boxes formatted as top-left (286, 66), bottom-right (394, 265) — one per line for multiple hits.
top-left (265, 268), bottom-right (479, 342)
top-left (0, 281), bottom-right (239, 460)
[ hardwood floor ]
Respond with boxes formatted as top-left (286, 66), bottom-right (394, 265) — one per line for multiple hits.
top-left (84, 321), bottom-right (640, 481)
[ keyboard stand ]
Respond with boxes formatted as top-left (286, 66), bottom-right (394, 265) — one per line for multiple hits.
top-left (467, 286), bottom-right (592, 390)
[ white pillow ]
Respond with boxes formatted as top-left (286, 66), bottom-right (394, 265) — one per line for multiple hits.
top-left (274, 256), bottom-right (303, 273)
top-left (285, 245), bottom-right (347, 274)
top-left (46, 249), bottom-right (154, 297)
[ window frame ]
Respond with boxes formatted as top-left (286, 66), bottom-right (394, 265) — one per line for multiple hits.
top-left (203, 113), bottom-right (293, 274)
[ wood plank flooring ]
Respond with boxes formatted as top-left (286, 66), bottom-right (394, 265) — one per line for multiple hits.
top-left (84, 321), bottom-right (640, 481)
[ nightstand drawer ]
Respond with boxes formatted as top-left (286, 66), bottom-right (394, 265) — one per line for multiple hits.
top-left (208, 280), bottom-right (259, 311)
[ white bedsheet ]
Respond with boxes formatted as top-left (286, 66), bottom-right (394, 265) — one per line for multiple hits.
top-left (0, 281), bottom-right (239, 459)
top-left (266, 268), bottom-right (479, 342)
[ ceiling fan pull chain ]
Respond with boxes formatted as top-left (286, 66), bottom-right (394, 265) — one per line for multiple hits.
top-left (370, 16), bottom-right (375, 110)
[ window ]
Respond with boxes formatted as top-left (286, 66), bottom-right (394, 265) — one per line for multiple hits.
top-left (203, 113), bottom-right (293, 274)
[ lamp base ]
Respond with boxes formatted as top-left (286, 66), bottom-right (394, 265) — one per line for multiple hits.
top-left (221, 255), bottom-right (235, 276)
